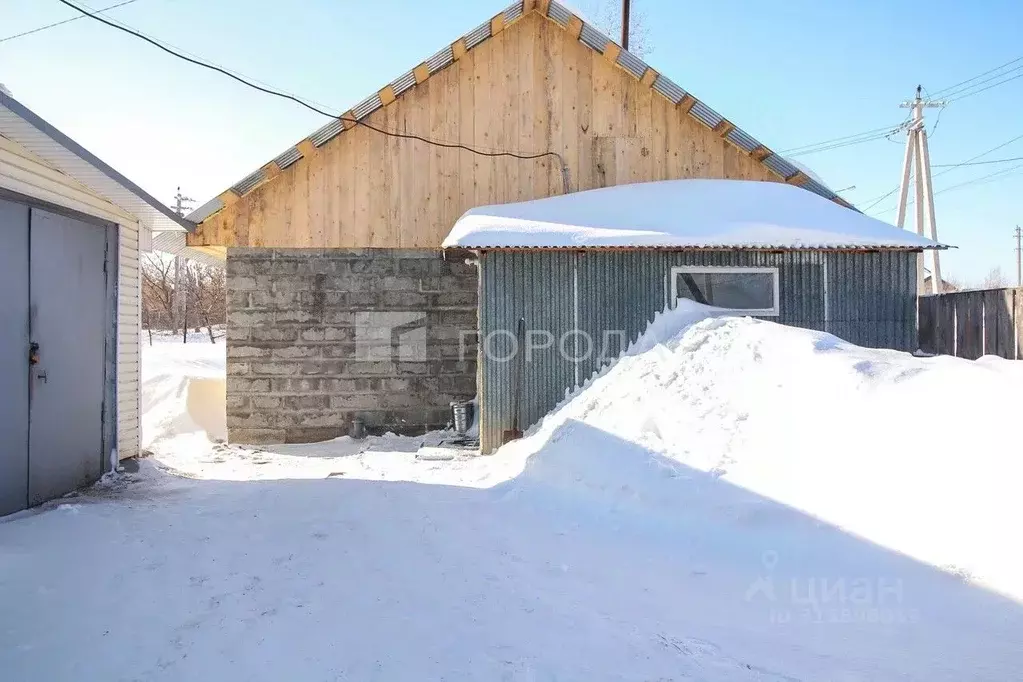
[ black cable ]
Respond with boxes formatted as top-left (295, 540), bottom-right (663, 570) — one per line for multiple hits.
top-left (0, 0), bottom-right (141, 44)
top-left (946, 71), bottom-right (1023, 103)
top-left (931, 56), bottom-right (1023, 98)
top-left (862, 131), bottom-right (1023, 213)
top-left (780, 122), bottom-right (908, 154)
top-left (54, 0), bottom-right (568, 171)
top-left (933, 155), bottom-right (1023, 167)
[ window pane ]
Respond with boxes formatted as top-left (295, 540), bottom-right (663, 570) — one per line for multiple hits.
top-left (676, 271), bottom-right (775, 311)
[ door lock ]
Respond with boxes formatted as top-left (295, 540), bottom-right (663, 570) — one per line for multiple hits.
top-left (36, 370), bottom-right (47, 384)
top-left (29, 342), bottom-right (40, 366)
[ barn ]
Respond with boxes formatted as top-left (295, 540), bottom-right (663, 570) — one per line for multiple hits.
top-left (186, 1), bottom-right (874, 445)
top-left (0, 92), bottom-right (192, 515)
top-left (442, 178), bottom-right (945, 453)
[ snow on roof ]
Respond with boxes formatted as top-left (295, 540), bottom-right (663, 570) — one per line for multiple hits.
top-left (443, 179), bottom-right (947, 250)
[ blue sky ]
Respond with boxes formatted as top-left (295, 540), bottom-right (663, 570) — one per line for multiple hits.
top-left (2, 0), bottom-right (1021, 283)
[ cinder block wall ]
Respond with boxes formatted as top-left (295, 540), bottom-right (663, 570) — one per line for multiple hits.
top-left (225, 248), bottom-right (478, 444)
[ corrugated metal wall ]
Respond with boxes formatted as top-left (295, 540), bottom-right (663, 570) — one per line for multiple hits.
top-left (478, 249), bottom-right (918, 453)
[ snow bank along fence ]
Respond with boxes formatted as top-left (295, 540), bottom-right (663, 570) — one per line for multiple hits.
top-left (918, 287), bottom-right (1023, 360)
top-left (477, 249), bottom-right (920, 454)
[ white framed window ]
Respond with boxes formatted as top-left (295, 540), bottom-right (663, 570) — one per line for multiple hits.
top-left (670, 266), bottom-right (780, 316)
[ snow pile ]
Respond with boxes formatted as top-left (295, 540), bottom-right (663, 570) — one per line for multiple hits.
top-left (499, 301), bottom-right (1023, 600)
top-left (141, 341), bottom-right (226, 449)
top-left (2, 312), bottom-right (1023, 681)
top-left (443, 179), bottom-right (944, 249)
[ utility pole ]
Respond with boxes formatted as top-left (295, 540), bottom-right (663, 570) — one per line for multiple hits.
top-left (1015, 225), bottom-right (1022, 287)
top-left (620, 0), bottom-right (631, 51)
top-left (172, 186), bottom-right (195, 342)
top-left (897, 86), bottom-right (945, 294)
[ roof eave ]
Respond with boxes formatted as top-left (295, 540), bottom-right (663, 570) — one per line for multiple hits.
top-left (0, 92), bottom-right (195, 233)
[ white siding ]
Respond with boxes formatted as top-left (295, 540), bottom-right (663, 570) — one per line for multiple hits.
top-left (0, 133), bottom-right (141, 461)
top-left (117, 222), bottom-right (141, 460)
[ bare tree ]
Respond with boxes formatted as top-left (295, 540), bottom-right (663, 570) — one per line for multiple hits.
top-left (982, 267), bottom-right (1009, 289)
top-left (580, 1), bottom-right (650, 57)
top-left (142, 254), bottom-right (177, 335)
top-left (185, 262), bottom-right (226, 343)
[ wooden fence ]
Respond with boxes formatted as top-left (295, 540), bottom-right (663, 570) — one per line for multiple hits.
top-left (918, 287), bottom-right (1023, 359)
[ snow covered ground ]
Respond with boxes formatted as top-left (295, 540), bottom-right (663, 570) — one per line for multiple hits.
top-left (2, 307), bottom-right (1022, 680)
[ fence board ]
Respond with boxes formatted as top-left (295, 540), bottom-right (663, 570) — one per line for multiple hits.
top-left (1015, 289), bottom-right (1022, 360)
top-left (919, 287), bottom-right (1023, 359)
top-left (918, 296), bottom-right (936, 354)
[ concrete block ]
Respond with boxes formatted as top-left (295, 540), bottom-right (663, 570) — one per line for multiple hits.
top-left (381, 291), bottom-right (429, 308)
top-left (329, 394), bottom-right (385, 410)
top-left (285, 426), bottom-right (343, 444)
top-left (250, 362), bottom-right (302, 376)
top-left (227, 345), bottom-right (270, 358)
top-left (253, 327), bottom-right (300, 343)
top-left (231, 276), bottom-right (257, 290)
top-left (428, 291), bottom-right (477, 308)
top-left (348, 258), bottom-right (397, 275)
top-left (227, 361), bottom-right (251, 376)
top-left (226, 377), bottom-right (270, 393)
top-left (276, 309), bottom-right (315, 324)
top-left (347, 292), bottom-right (380, 308)
top-left (230, 428), bottom-right (286, 444)
top-left (228, 310), bottom-right (273, 327)
top-left (251, 396), bottom-right (282, 410)
top-left (272, 346), bottom-right (320, 359)
top-left (225, 395), bottom-right (250, 410)
top-left (283, 395), bottom-right (331, 410)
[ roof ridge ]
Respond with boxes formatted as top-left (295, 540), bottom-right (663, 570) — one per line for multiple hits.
top-left (190, 0), bottom-right (851, 224)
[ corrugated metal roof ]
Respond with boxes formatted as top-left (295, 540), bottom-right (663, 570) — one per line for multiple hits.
top-left (0, 92), bottom-right (194, 233)
top-left (192, 2), bottom-right (853, 225)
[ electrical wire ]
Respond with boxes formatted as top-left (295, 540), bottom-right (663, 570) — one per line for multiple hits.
top-left (946, 70), bottom-right (1023, 103)
top-left (930, 55), bottom-right (1023, 98)
top-left (933, 155), bottom-right (1023, 167)
top-left (54, 0), bottom-right (570, 185)
top-left (779, 122), bottom-right (909, 155)
top-left (0, 0), bottom-right (141, 43)
top-left (861, 131), bottom-right (1023, 212)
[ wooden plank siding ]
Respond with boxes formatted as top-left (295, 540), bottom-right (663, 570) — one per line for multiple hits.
top-left (189, 12), bottom-right (782, 249)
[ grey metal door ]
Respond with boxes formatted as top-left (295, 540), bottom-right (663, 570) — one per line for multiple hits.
top-left (0, 198), bottom-right (30, 516)
top-left (27, 208), bottom-right (108, 506)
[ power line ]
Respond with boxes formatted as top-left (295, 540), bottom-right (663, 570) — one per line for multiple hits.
top-left (779, 122), bottom-right (909, 155)
top-left (862, 131), bottom-right (1023, 212)
top-left (930, 55), bottom-right (1023, 98)
top-left (947, 70), bottom-right (1023, 102)
top-left (0, 0), bottom-right (141, 44)
top-left (54, 0), bottom-right (570, 178)
top-left (933, 155), bottom-right (1023, 167)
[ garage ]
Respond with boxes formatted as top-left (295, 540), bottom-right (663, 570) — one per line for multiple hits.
top-left (0, 91), bottom-right (195, 515)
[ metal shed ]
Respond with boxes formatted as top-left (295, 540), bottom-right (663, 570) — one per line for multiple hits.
top-left (0, 92), bottom-right (193, 515)
top-left (443, 179), bottom-right (947, 454)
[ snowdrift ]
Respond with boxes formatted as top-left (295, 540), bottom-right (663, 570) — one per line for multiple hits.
top-left (141, 341), bottom-right (226, 448)
top-left (499, 301), bottom-right (1023, 600)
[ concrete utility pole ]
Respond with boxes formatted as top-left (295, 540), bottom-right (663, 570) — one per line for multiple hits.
top-left (172, 187), bottom-right (195, 341)
top-left (1015, 225), bottom-right (1022, 286)
top-left (897, 85), bottom-right (945, 294)
top-left (620, 0), bottom-right (631, 51)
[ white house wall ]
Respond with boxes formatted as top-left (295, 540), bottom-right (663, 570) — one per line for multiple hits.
top-left (0, 133), bottom-right (141, 460)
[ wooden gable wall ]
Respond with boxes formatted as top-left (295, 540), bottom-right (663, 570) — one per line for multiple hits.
top-left (190, 12), bottom-right (781, 249)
